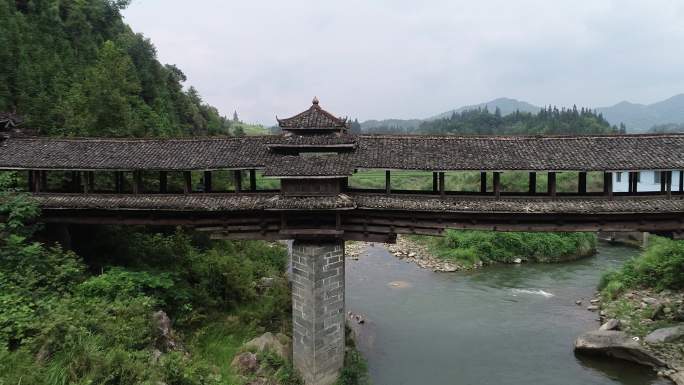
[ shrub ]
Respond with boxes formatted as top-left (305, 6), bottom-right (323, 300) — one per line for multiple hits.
top-left (600, 236), bottom-right (684, 295)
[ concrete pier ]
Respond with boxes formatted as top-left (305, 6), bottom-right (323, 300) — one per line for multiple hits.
top-left (291, 239), bottom-right (345, 385)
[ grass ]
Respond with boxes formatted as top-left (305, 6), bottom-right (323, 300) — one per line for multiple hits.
top-left (190, 317), bottom-right (258, 383)
top-left (413, 230), bottom-right (597, 265)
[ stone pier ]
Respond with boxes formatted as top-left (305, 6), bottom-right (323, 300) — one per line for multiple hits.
top-left (291, 239), bottom-right (345, 385)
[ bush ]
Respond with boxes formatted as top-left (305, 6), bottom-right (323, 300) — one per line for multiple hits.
top-left (600, 236), bottom-right (684, 295)
top-left (424, 230), bottom-right (596, 264)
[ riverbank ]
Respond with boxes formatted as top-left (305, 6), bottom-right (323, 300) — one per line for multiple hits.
top-left (384, 231), bottom-right (597, 272)
top-left (574, 236), bottom-right (684, 384)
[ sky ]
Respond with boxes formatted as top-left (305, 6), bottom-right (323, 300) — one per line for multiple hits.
top-left (123, 0), bottom-right (684, 125)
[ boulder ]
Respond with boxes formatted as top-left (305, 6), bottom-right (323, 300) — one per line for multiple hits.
top-left (513, 258), bottom-right (523, 264)
top-left (152, 310), bottom-right (181, 352)
top-left (574, 330), bottom-right (667, 367)
top-left (245, 332), bottom-right (292, 362)
top-left (644, 325), bottom-right (684, 344)
top-left (231, 352), bottom-right (259, 374)
top-left (599, 319), bottom-right (621, 331)
top-left (587, 305), bottom-right (600, 312)
top-left (670, 371), bottom-right (684, 385)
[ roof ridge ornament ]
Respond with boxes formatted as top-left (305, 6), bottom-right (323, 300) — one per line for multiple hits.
top-left (312, 96), bottom-right (319, 106)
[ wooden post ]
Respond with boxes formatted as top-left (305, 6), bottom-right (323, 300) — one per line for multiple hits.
top-left (680, 170), bottom-right (684, 193)
top-left (114, 172), bottom-right (121, 193)
top-left (493, 172), bottom-right (501, 199)
top-left (250, 169), bottom-right (257, 192)
top-left (578, 172), bottom-right (587, 195)
top-left (133, 171), bottom-right (143, 194)
top-left (660, 171), bottom-right (667, 193)
top-left (83, 171), bottom-right (94, 193)
top-left (72, 171), bottom-right (82, 193)
top-left (40, 170), bottom-right (48, 192)
top-left (28, 170), bottom-right (34, 192)
top-left (159, 171), bottom-right (168, 194)
top-left (432, 172), bottom-right (438, 194)
top-left (203, 171), bottom-right (212, 193)
top-left (385, 170), bottom-right (391, 195)
top-left (548, 172), bottom-right (557, 197)
top-left (439, 172), bottom-right (445, 197)
top-left (183, 171), bottom-right (192, 194)
top-left (234, 170), bottom-right (242, 193)
top-left (480, 172), bottom-right (487, 194)
top-left (628, 171), bottom-right (639, 193)
top-left (604, 172), bottom-right (613, 199)
top-left (529, 172), bottom-right (537, 194)
top-left (666, 171), bottom-right (672, 199)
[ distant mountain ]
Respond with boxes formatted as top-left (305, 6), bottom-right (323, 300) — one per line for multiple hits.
top-left (359, 94), bottom-right (684, 133)
top-left (429, 97), bottom-right (541, 120)
top-left (597, 94), bottom-right (684, 132)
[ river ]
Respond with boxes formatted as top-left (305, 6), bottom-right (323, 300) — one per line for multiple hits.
top-left (345, 243), bottom-right (670, 385)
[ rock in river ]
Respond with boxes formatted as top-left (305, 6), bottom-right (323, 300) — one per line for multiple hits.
top-left (574, 330), bottom-right (667, 368)
top-left (599, 319), bottom-right (620, 331)
top-left (644, 324), bottom-right (684, 344)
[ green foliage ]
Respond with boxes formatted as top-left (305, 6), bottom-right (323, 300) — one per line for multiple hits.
top-left (420, 230), bottom-right (596, 264)
top-left (417, 105), bottom-right (618, 135)
top-left (600, 236), bottom-right (684, 296)
top-left (336, 327), bottom-right (370, 385)
top-left (1, 0), bottom-right (234, 137)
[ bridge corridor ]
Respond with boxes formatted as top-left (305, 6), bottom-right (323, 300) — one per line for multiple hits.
top-left (1, 99), bottom-right (684, 384)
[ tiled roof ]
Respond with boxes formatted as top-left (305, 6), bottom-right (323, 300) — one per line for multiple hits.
top-left (34, 193), bottom-right (355, 211)
top-left (277, 98), bottom-right (347, 129)
top-left (353, 194), bottom-right (684, 214)
top-left (32, 193), bottom-right (684, 214)
top-left (264, 154), bottom-right (355, 177)
top-left (0, 136), bottom-right (273, 170)
top-left (1, 134), bottom-right (683, 172)
top-left (265, 133), bottom-right (357, 149)
top-left (354, 134), bottom-right (684, 171)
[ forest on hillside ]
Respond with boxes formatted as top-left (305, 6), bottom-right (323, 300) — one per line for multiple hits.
top-left (0, 0), bottom-right (242, 137)
top-left (365, 106), bottom-right (624, 135)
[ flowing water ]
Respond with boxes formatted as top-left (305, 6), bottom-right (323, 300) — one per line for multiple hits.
top-left (345, 243), bottom-right (670, 385)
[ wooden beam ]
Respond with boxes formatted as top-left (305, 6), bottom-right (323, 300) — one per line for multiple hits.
top-left (603, 172), bottom-right (613, 199)
top-left (578, 172), bottom-right (587, 194)
top-left (203, 171), bottom-right (212, 193)
top-left (548, 172), bottom-right (556, 197)
top-left (183, 171), bottom-right (192, 194)
top-left (529, 172), bottom-right (536, 194)
top-left (439, 172), bottom-right (445, 197)
top-left (159, 171), bottom-right (168, 194)
top-left (385, 170), bottom-right (391, 195)
top-left (234, 170), bottom-right (242, 193)
top-left (493, 172), bottom-right (501, 199)
top-left (480, 172), bottom-right (487, 193)
top-left (250, 169), bottom-right (257, 192)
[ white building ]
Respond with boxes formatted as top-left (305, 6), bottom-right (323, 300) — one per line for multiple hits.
top-left (612, 170), bottom-right (682, 192)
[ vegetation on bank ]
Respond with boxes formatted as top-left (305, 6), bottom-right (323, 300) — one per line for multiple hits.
top-left (597, 237), bottom-right (684, 340)
top-left (600, 236), bottom-right (684, 299)
top-left (413, 230), bottom-right (597, 265)
top-left (0, 174), bottom-right (291, 384)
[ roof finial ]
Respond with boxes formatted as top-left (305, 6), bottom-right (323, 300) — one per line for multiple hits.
top-left (312, 96), bottom-right (319, 105)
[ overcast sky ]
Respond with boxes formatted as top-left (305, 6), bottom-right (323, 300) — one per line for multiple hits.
top-left (123, 0), bottom-right (684, 125)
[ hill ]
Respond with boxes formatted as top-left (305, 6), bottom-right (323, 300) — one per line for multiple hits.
top-left (597, 94), bottom-right (684, 132)
top-left (429, 97), bottom-right (541, 120)
top-left (0, 0), bottom-right (235, 137)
